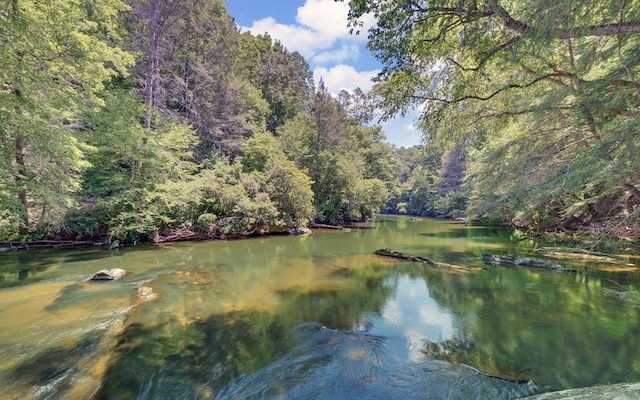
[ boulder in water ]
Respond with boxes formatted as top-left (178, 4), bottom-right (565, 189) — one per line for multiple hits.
top-left (91, 268), bottom-right (127, 281)
top-left (289, 227), bottom-right (312, 236)
top-left (135, 286), bottom-right (157, 303)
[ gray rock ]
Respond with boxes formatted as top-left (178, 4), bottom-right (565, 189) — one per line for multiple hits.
top-left (91, 268), bottom-right (127, 281)
top-left (289, 227), bottom-right (312, 236)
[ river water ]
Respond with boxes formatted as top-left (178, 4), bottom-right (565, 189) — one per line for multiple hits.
top-left (1, 215), bottom-right (640, 399)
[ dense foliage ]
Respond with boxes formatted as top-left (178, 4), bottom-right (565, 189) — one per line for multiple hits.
top-left (1, 0), bottom-right (397, 244)
top-left (4, 0), bottom-right (639, 244)
top-left (345, 0), bottom-right (640, 234)
top-left (383, 144), bottom-right (468, 219)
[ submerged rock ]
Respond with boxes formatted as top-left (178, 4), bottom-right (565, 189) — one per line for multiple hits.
top-left (482, 254), bottom-right (576, 272)
top-left (91, 268), bottom-right (127, 281)
top-left (135, 286), bottom-right (157, 303)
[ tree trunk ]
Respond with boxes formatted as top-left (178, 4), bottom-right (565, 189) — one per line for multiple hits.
top-left (14, 136), bottom-right (29, 234)
top-left (624, 182), bottom-right (640, 201)
top-left (144, 0), bottom-right (159, 131)
top-left (623, 182), bottom-right (640, 212)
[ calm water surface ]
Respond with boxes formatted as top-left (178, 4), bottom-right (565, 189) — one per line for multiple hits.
top-left (1, 215), bottom-right (640, 399)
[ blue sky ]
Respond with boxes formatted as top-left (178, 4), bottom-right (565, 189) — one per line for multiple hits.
top-left (225, 0), bottom-right (422, 148)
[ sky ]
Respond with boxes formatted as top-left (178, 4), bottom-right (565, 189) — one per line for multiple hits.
top-left (225, 0), bottom-right (422, 148)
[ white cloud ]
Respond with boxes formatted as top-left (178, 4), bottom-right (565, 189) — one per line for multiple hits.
top-left (314, 64), bottom-right (379, 93)
top-left (244, 17), bottom-right (322, 58)
top-left (311, 43), bottom-right (361, 66)
top-left (295, 0), bottom-right (355, 40)
top-left (240, 0), bottom-right (371, 66)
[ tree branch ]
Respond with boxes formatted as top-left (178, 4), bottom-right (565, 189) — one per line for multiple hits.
top-left (415, 72), bottom-right (569, 104)
top-left (410, 0), bottom-right (640, 41)
top-left (564, 21), bottom-right (640, 39)
top-left (487, 0), bottom-right (533, 35)
top-left (444, 36), bottom-right (522, 71)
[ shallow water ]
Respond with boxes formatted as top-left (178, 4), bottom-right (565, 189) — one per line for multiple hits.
top-left (1, 216), bottom-right (640, 399)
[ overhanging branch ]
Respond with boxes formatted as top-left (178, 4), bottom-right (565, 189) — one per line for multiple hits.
top-left (444, 36), bottom-right (522, 71)
top-left (409, 0), bottom-right (640, 41)
top-left (414, 72), bottom-right (567, 104)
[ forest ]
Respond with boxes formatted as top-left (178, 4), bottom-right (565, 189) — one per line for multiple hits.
top-left (349, 0), bottom-right (640, 238)
top-left (1, 0), bottom-right (640, 245)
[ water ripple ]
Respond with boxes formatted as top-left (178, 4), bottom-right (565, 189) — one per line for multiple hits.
top-left (214, 323), bottom-right (540, 400)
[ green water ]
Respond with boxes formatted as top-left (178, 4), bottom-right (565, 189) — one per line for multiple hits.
top-left (1, 215), bottom-right (640, 399)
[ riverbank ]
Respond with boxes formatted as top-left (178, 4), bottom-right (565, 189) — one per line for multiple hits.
top-left (0, 221), bottom-right (371, 251)
top-left (0, 240), bottom-right (103, 251)
top-left (514, 217), bottom-right (640, 247)
top-left (524, 228), bottom-right (640, 255)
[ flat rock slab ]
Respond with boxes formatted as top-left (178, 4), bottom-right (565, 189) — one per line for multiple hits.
top-left (523, 381), bottom-right (640, 399)
top-left (91, 268), bottom-right (127, 281)
top-left (483, 254), bottom-right (576, 272)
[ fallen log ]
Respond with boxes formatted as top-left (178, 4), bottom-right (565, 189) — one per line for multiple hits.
top-left (375, 248), bottom-right (435, 264)
top-left (309, 223), bottom-right (345, 230)
top-left (483, 254), bottom-right (576, 272)
top-left (375, 249), bottom-right (484, 272)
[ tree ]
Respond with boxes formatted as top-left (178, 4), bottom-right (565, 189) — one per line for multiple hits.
top-left (127, 0), bottom-right (188, 127)
top-left (277, 84), bottom-right (394, 225)
top-left (342, 0), bottom-right (640, 120)
top-left (383, 145), bottom-right (443, 217)
top-left (342, 0), bottom-right (640, 228)
top-left (125, 0), bottom-right (270, 157)
top-left (338, 87), bottom-right (372, 124)
top-left (241, 131), bottom-right (314, 228)
top-left (73, 88), bottom-right (199, 242)
top-left (249, 35), bottom-right (315, 133)
top-left (0, 0), bottom-right (132, 236)
top-left (264, 156), bottom-right (315, 227)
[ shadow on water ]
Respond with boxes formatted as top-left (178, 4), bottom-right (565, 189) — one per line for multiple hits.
top-left (97, 311), bottom-right (295, 400)
top-left (95, 266), bottom-right (392, 399)
top-left (2, 332), bottom-right (107, 400)
top-left (0, 250), bottom-right (63, 288)
top-left (0, 246), bottom-right (124, 288)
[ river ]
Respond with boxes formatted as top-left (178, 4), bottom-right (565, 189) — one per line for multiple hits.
top-left (1, 215), bottom-right (640, 399)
